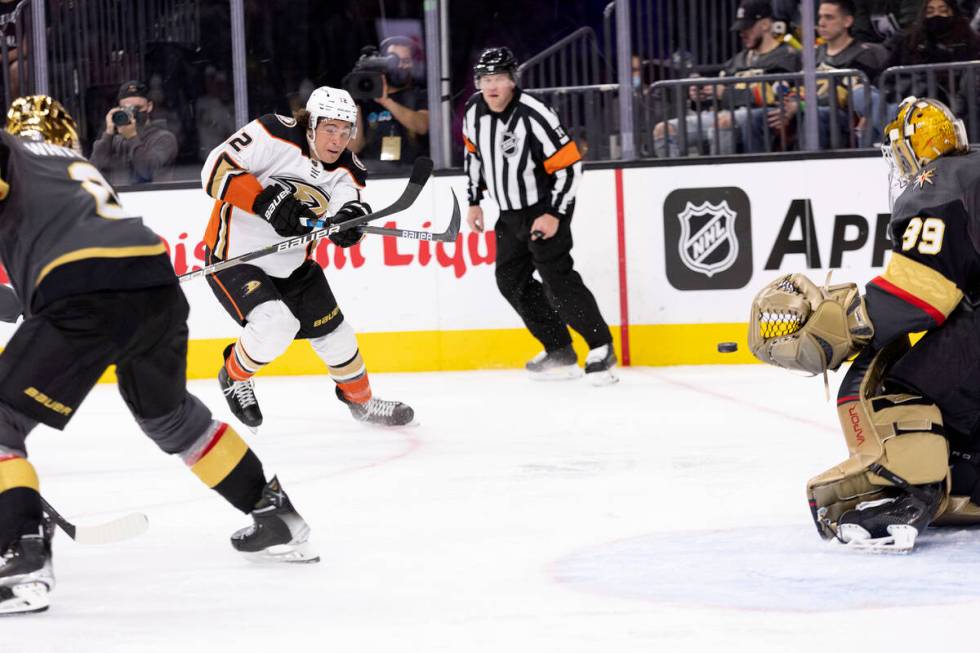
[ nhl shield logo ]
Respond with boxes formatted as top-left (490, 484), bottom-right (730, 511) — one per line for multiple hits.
top-left (676, 201), bottom-right (738, 277)
top-left (501, 130), bottom-right (520, 158)
top-left (664, 187), bottom-right (752, 291)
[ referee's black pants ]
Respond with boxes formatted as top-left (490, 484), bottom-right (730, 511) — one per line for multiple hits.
top-left (494, 203), bottom-right (612, 352)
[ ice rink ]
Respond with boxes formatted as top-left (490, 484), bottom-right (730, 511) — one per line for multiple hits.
top-left (6, 365), bottom-right (979, 652)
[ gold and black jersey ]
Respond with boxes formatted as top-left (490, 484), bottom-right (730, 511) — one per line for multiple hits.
top-left (0, 131), bottom-right (174, 316)
top-left (865, 151), bottom-right (980, 348)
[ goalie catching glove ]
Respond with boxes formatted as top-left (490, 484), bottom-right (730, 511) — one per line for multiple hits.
top-left (748, 273), bottom-right (874, 375)
top-left (252, 185), bottom-right (316, 238)
top-left (328, 200), bottom-right (371, 248)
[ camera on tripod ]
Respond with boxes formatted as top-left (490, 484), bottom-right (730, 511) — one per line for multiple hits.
top-left (342, 46), bottom-right (400, 101)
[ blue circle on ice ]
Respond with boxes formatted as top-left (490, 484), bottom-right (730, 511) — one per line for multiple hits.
top-left (552, 525), bottom-right (980, 611)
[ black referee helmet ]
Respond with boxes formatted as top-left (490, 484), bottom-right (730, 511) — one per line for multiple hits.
top-left (474, 47), bottom-right (518, 86)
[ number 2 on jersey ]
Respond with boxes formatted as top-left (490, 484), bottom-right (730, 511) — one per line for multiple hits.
top-left (901, 217), bottom-right (945, 255)
top-left (68, 162), bottom-right (128, 219)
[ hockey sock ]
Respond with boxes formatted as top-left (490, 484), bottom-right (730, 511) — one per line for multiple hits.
top-left (0, 455), bottom-right (42, 551)
top-left (182, 422), bottom-right (265, 514)
top-left (310, 321), bottom-right (372, 404)
top-left (224, 341), bottom-right (263, 382)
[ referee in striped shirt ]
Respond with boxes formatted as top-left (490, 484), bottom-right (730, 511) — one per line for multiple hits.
top-left (463, 47), bottom-right (616, 384)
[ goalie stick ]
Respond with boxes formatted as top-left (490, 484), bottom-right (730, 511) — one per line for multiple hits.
top-left (302, 190), bottom-right (461, 242)
top-left (41, 496), bottom-right (149, 545)
top-left (179, 156), bottom-right (434, 282)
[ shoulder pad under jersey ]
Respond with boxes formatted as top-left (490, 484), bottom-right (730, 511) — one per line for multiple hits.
top-left (256, 113), bottom-right (309, 156)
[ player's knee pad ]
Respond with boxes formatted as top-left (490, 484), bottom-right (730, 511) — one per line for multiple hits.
top-left (240, 300), bottom-right (300, 363)
top-left (0, 399), bottom-right (38, 458)
top-left (134, 392), bottom-right (213, 455)
top-left (309, 319), bottom-right (358, 366)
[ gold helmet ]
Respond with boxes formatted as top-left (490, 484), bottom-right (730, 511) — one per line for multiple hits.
top-left (5, 95), bottom-right (80, 151)
top-left (883, 96), bottom-right (968, 181)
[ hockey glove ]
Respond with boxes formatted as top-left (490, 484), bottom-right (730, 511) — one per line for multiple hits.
top-left (328, 200), bottom-right (372, 248)
top-left (252, 186), bottom-right (316, 237)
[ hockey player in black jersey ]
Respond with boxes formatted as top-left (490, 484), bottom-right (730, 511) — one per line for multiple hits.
top-left (0, 97), bottom-right (318, 616)
top-left (200, 86), bottom-right (413, 430)
top-left (749, 96), bottom-right (980, 553)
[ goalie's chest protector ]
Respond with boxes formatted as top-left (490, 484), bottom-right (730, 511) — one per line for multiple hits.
top-left (213, 114), bottom-right (366, 278)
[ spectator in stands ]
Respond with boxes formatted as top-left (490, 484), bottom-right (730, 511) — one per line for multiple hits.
top-left (653, 0), bottom-right (800, 157)
top-left (90, 80), bottom-right (178, 185)
top-left (882, 0), bottom-right (980, 116)
top-left (0, 0), bottom-right (23, 100)
top-left (852, 0), bottom-right (922, 42)
top-left (350, 36), bottom-right (429, 174)
top-left (763, 0), bottom-right (889, 148)
top-left (195, 66), bottom-right (236, 161)
top-left (886, 0), bottom-right (980, 65)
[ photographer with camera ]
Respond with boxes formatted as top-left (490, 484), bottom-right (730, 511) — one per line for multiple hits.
top-left (90, 80), bottom-right (178, 185)
top-left (347, 36), bottom-right (429, 173)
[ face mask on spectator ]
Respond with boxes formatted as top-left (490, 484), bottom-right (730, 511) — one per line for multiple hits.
top-left (925, 16), bottom-right (956, 36)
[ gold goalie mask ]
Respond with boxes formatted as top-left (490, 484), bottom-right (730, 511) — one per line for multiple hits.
top-left (748, 273), bottom-right (874, 375)
top-left (883, 96), bottom-right (968, 183)
top-left (5, 95), bottom-right (80, 152)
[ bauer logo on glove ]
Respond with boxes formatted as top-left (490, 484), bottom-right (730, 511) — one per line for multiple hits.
top-left (747, 273), bottom-right (874, 375)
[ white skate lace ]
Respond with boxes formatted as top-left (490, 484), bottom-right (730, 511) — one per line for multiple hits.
top-left (362, 398), bottom-right (397, 418)
top-left (224, 378), bottom-right (258, 409)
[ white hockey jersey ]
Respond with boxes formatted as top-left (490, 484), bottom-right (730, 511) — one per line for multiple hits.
top-left (201, 113), bottom-right (367, 278)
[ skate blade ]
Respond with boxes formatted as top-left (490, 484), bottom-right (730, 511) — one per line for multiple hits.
top-left (240, 540), bottom-right (320, 564)
top-left (0, 582), bottom-right (50, 616)
top-left (585, 370), bottom-right (619, 386)
top-left (837, 524), bottom-right (917, 554)
top-left (528, 365), bottom-right (582, 381)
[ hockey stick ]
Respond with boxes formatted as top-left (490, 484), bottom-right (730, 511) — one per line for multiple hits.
top-left (179, 156), bottom-right (434, 282)
top-left (41, 496), bottom-right (149, 545)
top-left (302, 190), bottom-right (461, 242)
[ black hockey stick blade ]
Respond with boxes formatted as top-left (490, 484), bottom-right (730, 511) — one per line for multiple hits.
top-left (41, 496), bottom-right (149, 545)
top-left (179, 156), bottom-right (434, 282)
top-left (360, 190), bottom-right (461, 242)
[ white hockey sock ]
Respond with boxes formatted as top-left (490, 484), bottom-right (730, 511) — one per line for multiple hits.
top-left (310, 321), bottom-right (372, 403)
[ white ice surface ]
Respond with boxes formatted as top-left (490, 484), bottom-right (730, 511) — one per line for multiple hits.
top-left (5, 366), bottom-right (979, 652)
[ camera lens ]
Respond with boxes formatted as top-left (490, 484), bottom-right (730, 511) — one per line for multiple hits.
top-left (112, 110), bottom-right (131, 127)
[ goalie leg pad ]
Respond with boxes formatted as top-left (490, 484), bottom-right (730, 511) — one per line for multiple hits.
top-left (807, 393), bottom-right (949, 541)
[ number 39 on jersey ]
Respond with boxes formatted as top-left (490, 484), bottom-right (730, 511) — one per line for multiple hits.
top-left (901, 217), bottom-right (945, 256)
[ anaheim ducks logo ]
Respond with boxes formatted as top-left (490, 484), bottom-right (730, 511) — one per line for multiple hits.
top-left (270, 176), bottom-right (330, 217)
top-left (242, 280), bottom-right (262, 296)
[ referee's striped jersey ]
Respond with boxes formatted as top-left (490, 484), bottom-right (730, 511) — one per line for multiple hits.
top-left (462, 88), bottom-right (582, 217)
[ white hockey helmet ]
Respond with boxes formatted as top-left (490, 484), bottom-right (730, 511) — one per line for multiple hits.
top-left (306, 86), bottom-right (357, 131)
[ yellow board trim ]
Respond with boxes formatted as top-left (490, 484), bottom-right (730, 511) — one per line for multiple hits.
top-left (0, 457), bottom-right (39, 493)
top-left (36, 242), bottom-right (168, 287)
top-left (191, 427), bottom-right (249, 488)
top-left (87, 324), bottom-right (758, 384)
top-left (881, 251), bottom-right (963, 319)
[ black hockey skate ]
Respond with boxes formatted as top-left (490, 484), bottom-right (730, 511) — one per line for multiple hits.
top-left (218, 365), bottom-right (263, 433)
top-left (584, 344), bottom-right (619, 386)
top-left (837, 484), bottom-right (942, 553)
top-left (0, 525), bottom-right (54, 615)
top-left (231, 477), bottom-right (318, 564)
top-left (525, 344), bottom-right (580, 380)
top-left (336, 386), bottom-right (414, 426)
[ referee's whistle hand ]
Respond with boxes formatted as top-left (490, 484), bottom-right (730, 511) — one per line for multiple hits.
top-left (530, 214), bottom-right (559, 240)
top-left (467, 206), bottom-right (485, 233)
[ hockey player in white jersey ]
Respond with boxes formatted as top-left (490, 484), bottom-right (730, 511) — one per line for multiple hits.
top-left (200, 86), bottom-right (413, 430)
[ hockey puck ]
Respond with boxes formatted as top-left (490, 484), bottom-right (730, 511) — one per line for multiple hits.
top-left (717, 342), bottom-right (738, 353)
